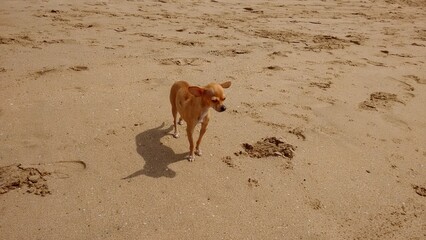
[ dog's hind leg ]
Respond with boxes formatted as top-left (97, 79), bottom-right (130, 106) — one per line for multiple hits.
top-left (171, 104), bottom-right (179, 138)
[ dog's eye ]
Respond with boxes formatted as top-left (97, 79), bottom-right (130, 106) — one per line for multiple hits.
top-left (212, 99), bottom-right (219, 103)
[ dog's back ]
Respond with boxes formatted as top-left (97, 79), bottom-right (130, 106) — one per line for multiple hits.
top-left (170, 81), bottom-right (189, 107)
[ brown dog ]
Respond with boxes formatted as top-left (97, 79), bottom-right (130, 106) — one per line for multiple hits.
top-left (169, 81), bottom-right (231, 161)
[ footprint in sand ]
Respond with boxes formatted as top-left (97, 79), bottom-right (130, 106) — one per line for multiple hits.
top-left (114, 26), bottom-right (127, 32)
top-left (221, 156), bottom-right (240, 169)
top-left (309, 81), bottom-right (332, 90)
top-left (243, 7), bottom-right (264, 14)
top-left (32, 67), bottom-right (59, 79)
top-left (158, 57), bottom-right (210, 66)
top-left (327, 59), bottom-right (367, 67)
top-left (0, 35), bottom-right (35, 47)
top-left (360, 90), bottom-right (412, 131)
top-left (308, 35), bottom-right (351, 51)
top-left (306, 198), bottom-right (323, 210)
top-left (25, 160), bottom-right (87, 179)
top-left (248, 178), bottom-right (260, 188)
top-left (289, 127), bottom-right (306, 140)
top-left (397, 80), bottom-right (414, 92)
top-left (69, 65), bottom-right (89, 71)
top-left (208, 49), bottom-right (251, 57)
top-left (268, 51), bottom-right (291, 59)
top-left (73, 23), bottom-right (96, 29)
top-left (264, 65), bottom-right (283, 71)
top-left (177, 40), bottom-right (204, 47)
top-left (0, 161), bottom-right (86, 196)
top-left (359, 92), bottom-right (404, 111)
top-left (362, 58), bottom-right (387, 67)
top-left (404, 75), bottom-right (426, 84)
top-left (412, 185), bottom-right (426, 197)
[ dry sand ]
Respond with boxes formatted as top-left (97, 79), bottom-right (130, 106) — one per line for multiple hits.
top-left (1, 0), bottom-right (426, 239)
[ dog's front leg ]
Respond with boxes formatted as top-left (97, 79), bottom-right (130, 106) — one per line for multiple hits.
top-left (186, 123), bottom-right (196, 161)
top-left (195, 116), bottom-right (209, 156)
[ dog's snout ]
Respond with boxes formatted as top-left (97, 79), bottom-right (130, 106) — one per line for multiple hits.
top-left (220, 105), bottom-right (226, 112)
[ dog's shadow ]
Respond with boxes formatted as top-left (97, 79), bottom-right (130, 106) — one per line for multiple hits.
top-left (123, 123), bottom-right (187, 179)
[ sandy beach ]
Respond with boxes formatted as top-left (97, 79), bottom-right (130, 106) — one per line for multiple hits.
top-left (1, 0), bottom-right (425, 239)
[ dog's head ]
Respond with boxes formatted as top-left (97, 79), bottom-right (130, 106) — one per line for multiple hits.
top-left (188, 81), bottom-right (232, 112)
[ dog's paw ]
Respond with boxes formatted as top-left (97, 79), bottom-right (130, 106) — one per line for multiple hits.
top-left (173, 132), bottom-right (179, 138)
top-left (187, 155), bottom-right (195, 162)
top-left (195, 149), bottom-right (202, 156)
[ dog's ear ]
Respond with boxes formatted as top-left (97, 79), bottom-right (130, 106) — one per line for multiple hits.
top-left (188, 86), bottom-right (204, 97)
top-left (220, 81), bottom-right (232, 89)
